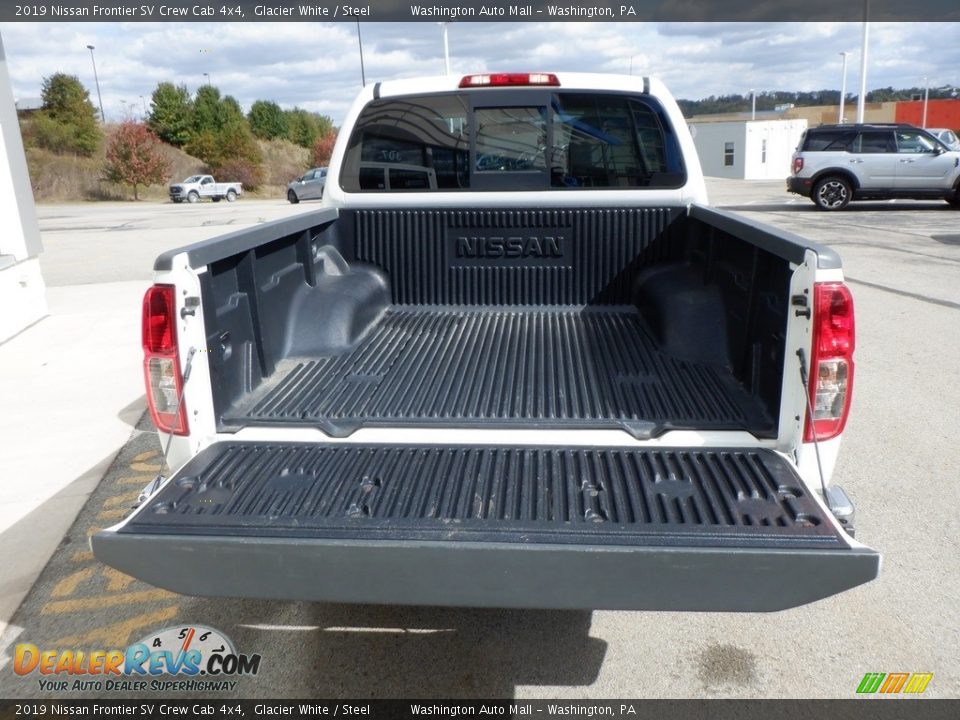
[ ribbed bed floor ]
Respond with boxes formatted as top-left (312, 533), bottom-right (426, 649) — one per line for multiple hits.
top-left (223, 307), bottom-right (770, 437)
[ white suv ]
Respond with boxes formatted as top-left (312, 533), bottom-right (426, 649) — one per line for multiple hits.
top-left (787, 123), bottom-right (960, 210)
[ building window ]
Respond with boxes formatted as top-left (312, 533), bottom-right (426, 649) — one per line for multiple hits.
top-left (761, 139), bottom-right (767, 164)
top-left (724, 142), bottom-right (735, 167)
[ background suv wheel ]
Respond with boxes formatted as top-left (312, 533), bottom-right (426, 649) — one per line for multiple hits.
top-left (813, 177), bottom-right (851, 211)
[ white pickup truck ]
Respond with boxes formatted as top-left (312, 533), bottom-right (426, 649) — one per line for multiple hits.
top-left (169, 174), bottom-right (242, 204)
top-left (94, 72), bottom-right (879, 611)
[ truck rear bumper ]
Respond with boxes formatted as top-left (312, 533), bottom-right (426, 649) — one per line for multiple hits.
top-left (92, 442), bottom-right (880, 611)
top-left (93, 531), bottom-right (878, 612)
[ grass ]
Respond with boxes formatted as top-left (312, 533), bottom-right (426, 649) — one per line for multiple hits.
top-left (257, 137), bottom-right (312, 198)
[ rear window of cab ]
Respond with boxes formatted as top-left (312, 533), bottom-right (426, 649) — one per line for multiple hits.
top-left (339, 91), bottom-right (686, 192)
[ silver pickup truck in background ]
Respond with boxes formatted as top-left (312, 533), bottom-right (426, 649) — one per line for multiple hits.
top-left (169, 175), bottom-right (243, 204)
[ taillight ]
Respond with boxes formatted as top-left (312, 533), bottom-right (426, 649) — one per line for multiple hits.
top-left (142, 284), bottom-right (188, 435)
top-left (804, 283), bottom-right (855, 442)
top-left (792, 157), bottom-right (804, 174)
top-left (459, 73), bottom-right (560, 88)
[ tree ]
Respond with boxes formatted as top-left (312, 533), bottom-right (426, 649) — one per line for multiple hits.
top-left (35, 73), bottom-right (101, 156)
top-left (283, 108), bottom-right (334, 148)
top-left (148, 82), bottom-right (193, 146)
top-left (311, 130), bottom-right (338, 167)
top-left (103, 121), bottom-right (172, 200)
top-left (248, 100), bottom-right (288, 139)
top-left (191, 85), bottom-right (224, 136)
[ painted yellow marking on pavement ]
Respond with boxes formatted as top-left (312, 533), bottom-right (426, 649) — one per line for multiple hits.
top-left (130, 461), bottom-right (161, 473)
top-left (86, 526), bottom-right (104, 537)
top-left (102, 567), bottom-right (136, 593)
top-left (133, 450), bottom-right (160, 463)
top-left (103, 493), bottom-right (139, 508)
top-left (52, 606), bottom-right (180, 647)
top-left (41, 588), bottom-right (175, 615)
top-left (50, 567), bottom-right (96, 598)
top-left (116, 475), bottom-right (155, 486)
top-left (71, 550), bottom-right (94, 563)
top-left (97, 506), bottom-right (134, 521)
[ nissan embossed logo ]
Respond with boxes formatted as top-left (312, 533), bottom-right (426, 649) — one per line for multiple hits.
top-left (450, 232), bottom-right (567, 266)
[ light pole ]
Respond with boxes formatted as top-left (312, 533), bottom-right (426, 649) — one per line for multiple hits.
top-left (140, 94), bottom-right (147, 118)
top-left (748, 89), bottom-right (756, 121)
top-left (856, 0), bottom-right (870, 124)
top-left (438, 22), bottom-right (452, 75)
top-left (202, 72), bottom-right (211, 87)
top-left (838, 51), bottom-right (849, 123)
top-left (356, 20), bottom-right (366, 87)
top-left (86, 44), bottom-right (105, 123)
top-left (922, 76), bottom-right (929, 128)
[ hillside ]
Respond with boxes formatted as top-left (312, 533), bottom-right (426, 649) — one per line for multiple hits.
top-left (22, 123), bottom-right (311, 203)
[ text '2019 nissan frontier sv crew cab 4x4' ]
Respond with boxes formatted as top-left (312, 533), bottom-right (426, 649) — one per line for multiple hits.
top-left (93, 73), bottom-right (879, 611)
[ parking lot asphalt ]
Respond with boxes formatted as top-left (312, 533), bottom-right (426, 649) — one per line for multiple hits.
top-left (1, 185), bottom-right (959, 699)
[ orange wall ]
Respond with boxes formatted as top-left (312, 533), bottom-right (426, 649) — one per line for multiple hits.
top-left (895, 100), bottom-right (960, 130)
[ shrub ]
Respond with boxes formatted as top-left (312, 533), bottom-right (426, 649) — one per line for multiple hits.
top-left (215, 158), bottom-right (263, 192)
top-left (311, 131), bottom-right (338, 167)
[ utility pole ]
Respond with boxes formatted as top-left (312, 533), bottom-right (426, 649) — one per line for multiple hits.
top-left (749, 89), bottom-right (756, 121)
top-left (356, 20), bottom-right (366, 87)
top-left (838, 51), bottom-right (849, 123)
top-left (439, 22), bottom-right (452, 75)
top-left (922, 76), bottom-right (929, 128)
top-left (856, 0), bottom-right (870, 124)
top-left (86, 44), bottom-right (105, 123)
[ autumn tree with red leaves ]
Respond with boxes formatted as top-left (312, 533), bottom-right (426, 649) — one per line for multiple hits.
top-left (311, 130), bottom-right (338, 168)
top-left (103, 121), bottom-right (171, 200)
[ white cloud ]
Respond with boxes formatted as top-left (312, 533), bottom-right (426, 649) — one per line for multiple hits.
top-left (1, 21), bottom-right (957, 124)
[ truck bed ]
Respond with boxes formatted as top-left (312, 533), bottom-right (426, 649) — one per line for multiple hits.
top-left (189, 207), bottom-right (804, 440)
top-left (223, 305), bottom-right (767, 438)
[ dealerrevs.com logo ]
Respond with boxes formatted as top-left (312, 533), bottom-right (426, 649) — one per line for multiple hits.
top-left (13, 625), bottom-right (261, 693)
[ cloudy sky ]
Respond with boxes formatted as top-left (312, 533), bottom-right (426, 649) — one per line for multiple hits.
top-left (1, 21), bottom-right (958, 124)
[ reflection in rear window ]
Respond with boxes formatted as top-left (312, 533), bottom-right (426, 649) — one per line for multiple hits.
top-left (340, 91), bottom-right (686, 192)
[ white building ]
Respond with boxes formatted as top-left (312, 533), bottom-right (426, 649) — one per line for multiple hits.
top-left (687, 118), bottom-right (808, 180)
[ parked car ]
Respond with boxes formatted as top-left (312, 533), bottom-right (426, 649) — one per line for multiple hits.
top-left (169, 175), bottom-right (242, 204)
top-left (287, 167), bottom-right (327, 203)
top-left (95, 72), bottom-right (879, 612)
top-left (928, 128), bottom-right (960, 151)
top-left (787, 123), bottom-right (960, 210)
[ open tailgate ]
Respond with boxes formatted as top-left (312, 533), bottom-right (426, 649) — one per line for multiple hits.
top-left (93, 443), bottom-right (879, 611)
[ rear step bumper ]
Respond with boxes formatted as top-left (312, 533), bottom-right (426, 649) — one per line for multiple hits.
top-left (92, 443), bottom-right (880, 611)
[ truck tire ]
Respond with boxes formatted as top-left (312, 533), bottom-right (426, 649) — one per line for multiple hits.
top-left (287, 190), bottom-right (299, 204)
top-left (187, 191), bottom-right (200, 204)
top-left (226, 189), bottom-right (237, 202)
top-left (813, 176), bottom-right (851, 211)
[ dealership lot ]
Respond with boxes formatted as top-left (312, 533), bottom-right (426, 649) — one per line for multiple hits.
top-left (1, 183), bottom-right (958, 699)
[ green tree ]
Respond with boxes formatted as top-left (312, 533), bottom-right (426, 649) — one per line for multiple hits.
top-left (248, 100), bottom-right (288, 139)
top-left (103, 121), bottom-right (172, 200)
top-left (191, 85), bottom-right (224, 136)
top-left (35, 73), bottom-right (101, 156)
top-left (148, 82), bottom-right (193, 146)
top-left (283, 108), bottom-right (333, 149)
